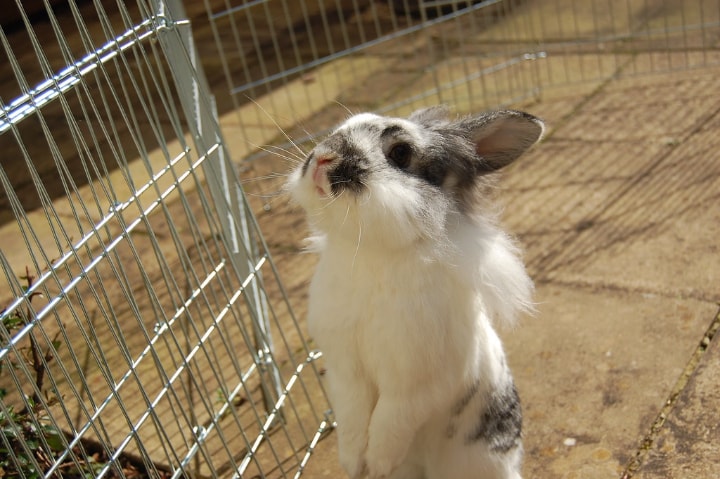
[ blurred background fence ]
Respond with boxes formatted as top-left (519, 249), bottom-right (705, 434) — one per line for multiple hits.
top-left (0, 1), bottom-right (718, 478)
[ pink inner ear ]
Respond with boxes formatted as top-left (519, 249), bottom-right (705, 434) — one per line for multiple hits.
top-left (470, 114), bottom-right (543, 170)
top-left (474, 128), bottom-right (520, 157)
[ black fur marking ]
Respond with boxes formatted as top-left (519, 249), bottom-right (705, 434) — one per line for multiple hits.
top-left (328, 160), bottom-right (368, 195)
top-left (467, 382), bottom-right (522, 453)
top-left (381, 124), bottom-right (403, 138)
top-left (325, 135), bottom-right (368, 195)
top-left (302, 151), bottom-right (314, 176)
top-left (418, 160), bottom-right (448, 187)
top-left (412, 137), bottom-right (473, 191)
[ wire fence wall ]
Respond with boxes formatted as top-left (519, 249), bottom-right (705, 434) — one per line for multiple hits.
top-left (0, 1), bottom-right (329, 478)
top-left (1, 1), bottom-right (719, 479)
top-left (196, 0), bottom-right (720, 163)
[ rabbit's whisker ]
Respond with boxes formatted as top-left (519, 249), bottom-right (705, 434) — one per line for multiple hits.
top-left (351, 214), bottom-right (362, 272)
top-left (333, 100), bottom-right (356, 117)
top-left (247, 97), bottom-right (306, 159)
top-left (249, 143), bottom-right (304, 166)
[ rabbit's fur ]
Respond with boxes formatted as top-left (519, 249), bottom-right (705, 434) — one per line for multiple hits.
top-left (287, 106), bottom-right (544, 479)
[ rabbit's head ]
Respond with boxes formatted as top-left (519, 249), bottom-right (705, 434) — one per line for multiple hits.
top-left (288, 106), bottom-right (544, 251)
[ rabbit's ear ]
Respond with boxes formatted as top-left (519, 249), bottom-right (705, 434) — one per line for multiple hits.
top-left (408, 105), bottom-right (450, 127)
top-left (459, 111), bottom-right (544, 172)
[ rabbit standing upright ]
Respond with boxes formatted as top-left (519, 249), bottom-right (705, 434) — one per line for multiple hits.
top-left (287, 106), bottom-right (544, 479)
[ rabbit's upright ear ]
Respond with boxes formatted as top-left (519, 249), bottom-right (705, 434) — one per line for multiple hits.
top-left (459, 110), bottom-right (544, 172)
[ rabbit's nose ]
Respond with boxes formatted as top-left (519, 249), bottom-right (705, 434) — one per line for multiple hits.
top-left (311, 154), bottom-right (335, 197)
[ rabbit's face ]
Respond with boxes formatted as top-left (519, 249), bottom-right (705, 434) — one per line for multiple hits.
top-left (288, 107), bottom-right (544, 250)
top-left (300, 112), bottom-right (454, 198)
top-left (289, 112), bottom-right (453, 249)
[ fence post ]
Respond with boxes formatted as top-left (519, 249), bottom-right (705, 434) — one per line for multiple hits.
top-left (150, 0), bottom-right (283, 421)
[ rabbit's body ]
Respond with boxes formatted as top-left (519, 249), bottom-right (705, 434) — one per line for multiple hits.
top-left (288, 107), bottom-right (543, 479)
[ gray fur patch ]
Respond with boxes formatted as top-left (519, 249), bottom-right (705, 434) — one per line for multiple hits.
top-left (467, 382), bottom-right (522, 453)
top-left (416, 130), bottom-right (481, 206)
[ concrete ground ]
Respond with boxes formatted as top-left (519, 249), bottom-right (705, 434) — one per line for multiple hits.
top-left (500, 66), bottom-right (720, 479)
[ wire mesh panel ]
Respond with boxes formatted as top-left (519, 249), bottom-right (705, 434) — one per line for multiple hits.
top-left (201, 0), bottom-right (545, 128)
top-left (194, 0), bottom-right (720, 178)
top-left (0, 1), bottom-right (330, 478)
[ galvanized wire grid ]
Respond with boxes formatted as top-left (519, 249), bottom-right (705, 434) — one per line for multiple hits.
top-left (0, 1), bottom-right (329, 478)
top-left (202, 0), bottom-right (545, 139)
top-left (203, 0), bottom-right (720, 108)
top-left (198, 0), bottom-right (720, 164)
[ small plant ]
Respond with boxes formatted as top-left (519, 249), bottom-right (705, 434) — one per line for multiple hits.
top-left (0, 267), bottom-right (172, 479)
top-left (0, 266), bottom-right (68, 478)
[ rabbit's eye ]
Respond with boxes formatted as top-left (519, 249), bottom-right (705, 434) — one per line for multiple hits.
top-left (387, 143), bottom-right (412, 169)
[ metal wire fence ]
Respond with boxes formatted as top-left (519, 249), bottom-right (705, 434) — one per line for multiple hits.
top-left (0, 1), bottom-right (329, 478)
top-left (193, 0), bottom-right (720, 168)
top-left (1, 1), bottom-right (719, 478)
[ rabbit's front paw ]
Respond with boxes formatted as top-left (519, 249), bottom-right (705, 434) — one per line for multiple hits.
top-left (339, 449), bottom-right (366, 479)
top-left (337, 427), bottom-right (369, 478)
top-left (364, 440), bottom-right (400, 479)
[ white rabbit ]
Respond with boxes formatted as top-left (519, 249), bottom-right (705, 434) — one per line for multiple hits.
top-left (287, 106), bottom-right (544, 479)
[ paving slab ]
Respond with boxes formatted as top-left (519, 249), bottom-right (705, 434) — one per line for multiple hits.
top-left (500, 284), bottom-right (718, 479)
top-left (471, 0), bottom-right (720, 48)
top-left (501, 63), bottom-right (720, 301)
top-left (634, 312), bottom-right (720, 479)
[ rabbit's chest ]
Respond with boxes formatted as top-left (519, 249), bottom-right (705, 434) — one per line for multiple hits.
top-left (308, 251), bottom-right (469, 372)
top-left (309, 258), bottom-right (418, 330)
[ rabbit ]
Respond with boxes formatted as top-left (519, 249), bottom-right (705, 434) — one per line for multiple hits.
top-left (286, 105), bottom-right (544, 479)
